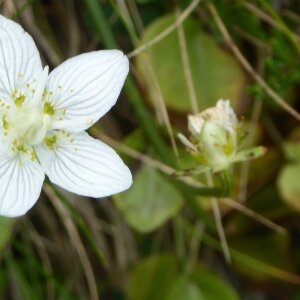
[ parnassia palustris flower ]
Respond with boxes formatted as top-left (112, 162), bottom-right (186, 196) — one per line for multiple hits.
top-left (0, 15), bottom-right (132, 217)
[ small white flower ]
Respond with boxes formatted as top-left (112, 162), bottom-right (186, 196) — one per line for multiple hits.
top-left (0, 15), bottom-right (132, 217)
top-left (179, 99), bottom-right (265, 173)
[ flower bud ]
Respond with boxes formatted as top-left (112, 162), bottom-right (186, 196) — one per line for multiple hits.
top-left (178, 99), bottom-right (240, 172)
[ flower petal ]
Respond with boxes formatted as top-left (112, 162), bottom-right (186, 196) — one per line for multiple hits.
top-left (0, 15), bottom-right (42, 104)
top-left (46, 50), bottom-right (129, 132)
top-left (231, 146), bottom-right (267, 164)
top-left (36, 131), bottom-right (132, 197)
top-left (0, 154), bottom-right (45, 217)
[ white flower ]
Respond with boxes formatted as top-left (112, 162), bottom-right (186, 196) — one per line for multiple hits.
top-left (178, 99), bottom-right (265, 173)
top-left (0, 15), bottom-right (132, 217)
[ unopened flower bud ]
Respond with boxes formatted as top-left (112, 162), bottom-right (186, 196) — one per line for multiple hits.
top-left (188, 100), bottom-right (237, 169)
top-left (178, 99), bottom-right (265, 173)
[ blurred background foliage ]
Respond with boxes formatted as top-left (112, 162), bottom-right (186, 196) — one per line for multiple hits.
top-left (1, 0), bottom-right (300, 299)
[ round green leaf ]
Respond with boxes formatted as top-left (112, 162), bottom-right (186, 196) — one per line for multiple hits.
top-left (114, 165), bottom-right (183, 232)
top-left (166, 277), bottom-right (204, 300)
top-left (135, 14), bottom-right (246, 112)
top-left (278, 164), bottom-right (300, 211)
top-left (191, 270), bottom-right (240, 300)
top-left (283, 127), bottom-right (300, 162)
top-left (128, 255), bottom-right (178, 300)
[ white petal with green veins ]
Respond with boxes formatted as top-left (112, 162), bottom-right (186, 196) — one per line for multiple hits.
top-left (45, 50), bottom-right (129, 132)
top-left (0, 154), bottom-right (44, 217)
top-left (0, 15), bottom-right (42, 102)
top-left (36, 131), bottom-right (132, 197)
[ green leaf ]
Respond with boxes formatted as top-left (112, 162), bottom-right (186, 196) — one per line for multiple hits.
top-left (128, 255), bottom-right (239, 300)
top-left (166, 277), bottom-right (204, 300)
top-left (232, 146), bottom-right (267, 163)
top-left (135, 14), bottom-right (246, 112)
top-left (284, 143), bottom-right (300, 162)
top-left (0, 217), bottom-right (13, 250)
top-left (166, 272), bottom-right (239, 300)
top-left (128, 255), bottom-right (178, 300)
top-left (283, 127), bottom-right (300, 162)
top-left (190, 270), bottom-right (239, 300)
top-left (114, 165), bottom-right (183, 232)
top-left (278, 163), bottom-right (300, 212)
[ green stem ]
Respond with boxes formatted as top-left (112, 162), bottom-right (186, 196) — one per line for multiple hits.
top-left (109, 0), bottom-right (140, 45)
top-left (83, 0), bottom-right (117, 49)
top-left (220, 169), bottom-right (232, 197)
top-left (169, 175), bottom-right (229, 198)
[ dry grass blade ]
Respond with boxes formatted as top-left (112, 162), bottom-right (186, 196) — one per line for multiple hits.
top-left (221, 198), bottom-right (286, 234)
top-left (43, 184), bottom-right (100, 300)
top-left (127, 0), bottom-right (201, 58)
top-left (243, 2), bottom-right (300, 42)
top-left (66, 0), bottom-right (81, 57)
top-left (23, 218), bottom-right (55, 300)
top-left (116, 0), bottom-right (178, 157)
top-left (243, 2), bottom-right (281, 31)
top-left (206, 173), bottom-right (231, 263)
top-left (208, 3), bottom-right (300, 122)
top-left (2, 0), bottom-right (16, 15)
top-left (234, 26), bottom-right (271, 50)
top-left (15, 0), bottom-right (61, 66)
top-left (176, 6), bottom-right (199, 114)
top-left (117, 0), bottom-right (135, 32)
top-left (92, 130), bottom-right (204, 188)
top-left (212, 198), bottom-right (231, 263)
top-left (282, 9), bottom-right (300, 24)
top-left (143, 58), bottom-right (179, 156)
top-left (127, 0), bottom-right (144, 34)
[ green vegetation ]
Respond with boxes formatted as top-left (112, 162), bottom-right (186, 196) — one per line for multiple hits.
top-left (2, 0), bottom-right (300, 299)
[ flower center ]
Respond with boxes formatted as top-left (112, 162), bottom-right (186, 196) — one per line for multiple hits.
top-left (11, 108), bottom-right (51, 146)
